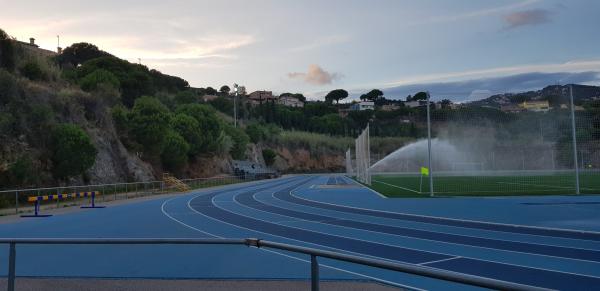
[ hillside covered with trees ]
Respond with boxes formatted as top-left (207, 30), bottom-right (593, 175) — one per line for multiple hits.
top-left (2, 27), bottom-right (599, 191)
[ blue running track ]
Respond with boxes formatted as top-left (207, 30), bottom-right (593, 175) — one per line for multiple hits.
top-left (2, 175), bottom-right (600, 290)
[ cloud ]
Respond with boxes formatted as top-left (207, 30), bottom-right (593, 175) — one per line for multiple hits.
top-left (386, 59), bottom-right (600, 88)
top-left (288, 64), bottom-right (342, 85)
top-left (382, 71), bottom-right (600, 102)
top-left (504, 9), bottom-right (551, 29)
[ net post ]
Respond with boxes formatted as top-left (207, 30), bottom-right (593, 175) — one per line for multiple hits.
top-left (367, 123), bottom-right (371, 185)
top-left (310, 255), bottom-right (319, 291)
top-left (426, 91), bottom-right (434, 197)
top-left (15, 191), bottom-right (18, 215)
top-left (8, 242), bottom-right (16, 291)
top-left (569, 85), bottom-right (580, 194)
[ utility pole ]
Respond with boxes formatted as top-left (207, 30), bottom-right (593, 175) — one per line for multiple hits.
top-left (569, 85), bottom-right (580, 194)
top-left (426, 91), bottom-right (434, 197)
top-left (233, 83), bottom-right (239, 127)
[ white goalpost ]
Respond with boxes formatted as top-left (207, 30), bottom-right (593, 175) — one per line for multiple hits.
top-left (345, 148), bottom-right (353, 175)
top-left (354, 124), bottom-right (371, 185)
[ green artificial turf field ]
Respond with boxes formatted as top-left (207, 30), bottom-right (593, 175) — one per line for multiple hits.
top-left (369, 171), bottom-right (600, 198)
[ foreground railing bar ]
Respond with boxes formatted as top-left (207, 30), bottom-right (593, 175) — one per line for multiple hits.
top-left (1, 238), bottom-right (553, 291)
top-left (252, 239), bottom-right (553, 291)
top-left (0, 238), bottom-right (246, 245)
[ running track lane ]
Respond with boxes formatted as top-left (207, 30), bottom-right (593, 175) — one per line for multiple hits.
top-left (236, 185), bottom-right (600, 263)
top-left (189, 177), bottom-right (450, 264)
top-left (193, 177), bottom-right (600, 290)
top-left (281, 177), bottom-right (600, 242)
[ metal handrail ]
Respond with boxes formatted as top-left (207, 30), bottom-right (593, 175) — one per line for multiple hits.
top-left (0, 175), bottom-right (251, 216)
top-left (1, 238), bottom-right (551, 291)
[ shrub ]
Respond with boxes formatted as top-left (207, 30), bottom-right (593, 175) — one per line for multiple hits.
top-left (171, 113), bottom-right (203, 155)
top-left (246, 122), bottom-right (282, 143)
top-left (225, 125), bottom-right (249, 160)
top-left (262, 148), bottom-right (277, 166)
top-left (174, 90), bottom-right (196, 105)
top-left (111, 104), bottom-right (129, 133)
top-left (21, 61), bottom-right (46, 81)
top-left (8, 155), bottom-right (36, 186)
top-left (0, 29), bottom-right (16, 72)
top-left (0, 112), bottom-right (15, 135)
top-left (161, 131), bottom-right (190, 172)
top-left (50, 124), bottom-right (98, 179)
top-left (128, 96), bottom-right (172, 154)
top-left (175, 104), bottom-right (222, 152)
top-left (0, 69), bottom-right (17, 105)
top-left (78, 69), bottom-right (119, 91)
top-left (57, 42), bottom-right (111, 67)
top-left (209, 96), bottom-right (233, 115)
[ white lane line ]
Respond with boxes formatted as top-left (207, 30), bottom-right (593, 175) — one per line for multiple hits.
top-left (255, 185), bottom-right (600, 265)
top-left (209, 179), bottom-right (600, 282)
top-left (159, 181), bottom-right (423, 290)
top-left (288, 183), bottom-right (600, 242)
top-left (209, 180), bottom-right (459, 261)
top-left (245, 187), bottom-right (600, 279)
top-left (284, 188), bottom-right (600, 256)
top-left (372, 179), bottom-right (422, 194)
top-left (418, 256), bottom-right (462, 266)
top-left (161, 195), bottom-right (217, 237)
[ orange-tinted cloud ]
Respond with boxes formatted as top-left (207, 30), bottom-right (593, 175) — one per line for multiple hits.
top-left (288, 64), bottom-right (341, 85)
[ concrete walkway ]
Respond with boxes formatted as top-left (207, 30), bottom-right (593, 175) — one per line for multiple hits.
top-left (0, 278), bottom-right (401, 291)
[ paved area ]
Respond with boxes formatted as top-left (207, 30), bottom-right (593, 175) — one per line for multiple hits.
top-left (0, 278), bottom-right (400, 291)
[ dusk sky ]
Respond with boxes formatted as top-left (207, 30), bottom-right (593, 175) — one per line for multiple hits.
top-left (2, 0), bottom-right (599, 101)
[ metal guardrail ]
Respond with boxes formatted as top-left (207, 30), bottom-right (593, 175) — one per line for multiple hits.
top-left (1, 238), bottom-right (551, 291)
top-left (0, 175), bottom-right (250, 216)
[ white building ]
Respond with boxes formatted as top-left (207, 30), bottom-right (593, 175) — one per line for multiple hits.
top-left (350, 101), bottom-right (375, 111)
top-left (278, 96), bottom-right (304, 108)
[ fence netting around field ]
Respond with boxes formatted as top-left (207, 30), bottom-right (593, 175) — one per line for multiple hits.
top-left (349, 86), bottom-right (600, 197)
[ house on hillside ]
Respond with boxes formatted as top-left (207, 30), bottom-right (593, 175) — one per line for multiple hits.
top-left (380, 104), bottom-right (401, 111)
top-left (278, 95), bottom-right (304, 108)
top-left (17, 37), bottom-right (58, 57)
top-left (201, 94), bottom-right (218, 102)
top-left (350, 101), bottom-right (374, 111)
top-left (519, 100), bottom-right (550, 112)
top-left (247, 90), bottom-right (277, 106)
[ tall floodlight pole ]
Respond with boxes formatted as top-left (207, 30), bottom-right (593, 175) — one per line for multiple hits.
top-left (426, 92), bottom-right (434, 197)
top-left (569, 85), bottom-right (580, 194)
top-left (233, 83), bottom-right (239, 128)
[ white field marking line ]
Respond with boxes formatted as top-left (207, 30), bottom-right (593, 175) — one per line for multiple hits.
top-left (224, 179), bottom-right (600, 281)
top-left (288, 184), bottom-right (600, 241)
top-left (167, 184), bottom-right (421, 290)
top-left (418, 257), bottom-right (462, 266)
top-left (343, 177), bottom-right (389, 198)
top-left (257, 185), bottom-right (600, 265)
top-left (497, 181), bottom-right (598, 191)
top-left (372, 179), bottom-right (423, 194)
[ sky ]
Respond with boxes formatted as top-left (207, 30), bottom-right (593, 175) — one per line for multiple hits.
top-left (1, 0), bottom-right (599, 101)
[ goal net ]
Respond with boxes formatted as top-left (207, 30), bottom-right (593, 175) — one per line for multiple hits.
top-left (354, 124), bottom-right (371, 185)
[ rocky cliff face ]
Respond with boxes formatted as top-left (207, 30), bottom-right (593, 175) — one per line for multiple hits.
top-left (246, 143), bottom-right (344, 173)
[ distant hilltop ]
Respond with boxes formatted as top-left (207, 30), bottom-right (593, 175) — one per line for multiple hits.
top-left (468, 84), bottom-right (600, 108)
